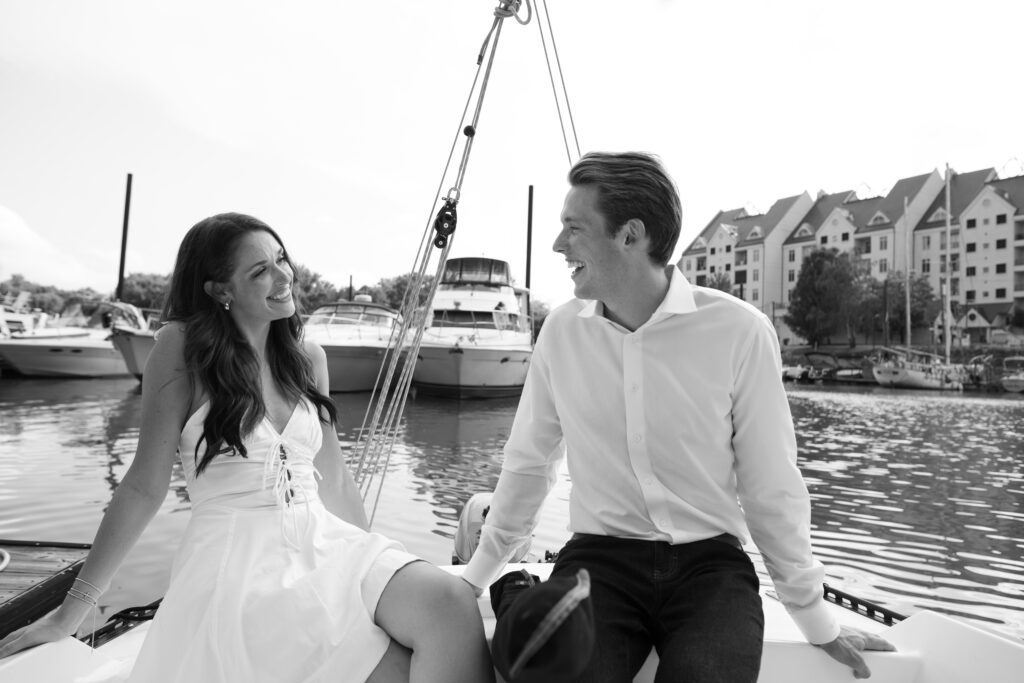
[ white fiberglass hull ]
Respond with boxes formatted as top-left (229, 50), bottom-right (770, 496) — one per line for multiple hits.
top-left (0, 332), bottom-right (131, 378)
top-left (1001, 374), bottom-right (1024, 393)
top-left (321, 342), bottom-right (405, 393)
top-left (872, 363), bottom-right (963, 391)
top-left (110, 328), bottom-right (156, 380)
top-left (413, 341), bottom-right (532, 398)
top-left (4, 562), bottom-right (1023, 683)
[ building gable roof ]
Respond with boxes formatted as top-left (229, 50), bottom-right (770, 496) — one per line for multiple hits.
top-left (682, 207), bottom-right (748, 254)
top-left (918, 168), bottom-right (997, 231)
top-left (783, 190), bottom-right (855, 245)
top-left (988, 174), bottom-right (1024, 214)
top-left (858, 172), bottom-right (934, 233)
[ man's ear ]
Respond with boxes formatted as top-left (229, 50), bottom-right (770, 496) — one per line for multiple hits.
top-left (622, 218), bottom-right (646, 247)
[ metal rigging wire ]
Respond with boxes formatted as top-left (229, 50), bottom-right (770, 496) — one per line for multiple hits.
top-left (352, 0), bottom-right (580, 526)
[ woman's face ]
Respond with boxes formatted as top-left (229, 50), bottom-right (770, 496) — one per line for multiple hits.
top-left (222, 230), bottom-right (296, 324)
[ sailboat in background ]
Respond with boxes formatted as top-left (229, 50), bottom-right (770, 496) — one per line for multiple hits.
top-left (870, 177), bottom-right (966, 390)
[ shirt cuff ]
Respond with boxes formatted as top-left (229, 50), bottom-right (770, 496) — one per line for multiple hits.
top-left (461, 547), bottom-right (505, 590)
top-left (789, 597), bottom-right (842, 645)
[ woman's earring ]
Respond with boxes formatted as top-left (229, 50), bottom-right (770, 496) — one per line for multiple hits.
top-left (224, 300), bottom-right (231, 311)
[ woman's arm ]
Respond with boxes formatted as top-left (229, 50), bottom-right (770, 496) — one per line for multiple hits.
top-left (0, 326), bottom-right (191, 658)
top-left (307, 341), bottom-right (370, 531)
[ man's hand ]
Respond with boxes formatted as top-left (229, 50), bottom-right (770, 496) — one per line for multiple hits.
top-left (814, 625), bottom-right (896, 679)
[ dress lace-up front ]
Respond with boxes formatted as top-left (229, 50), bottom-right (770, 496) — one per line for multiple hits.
top-left (122, 398), bottom-right (419, 683)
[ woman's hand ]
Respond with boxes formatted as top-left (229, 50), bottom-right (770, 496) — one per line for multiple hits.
top-left (0, 611), bottom-right (79, 660)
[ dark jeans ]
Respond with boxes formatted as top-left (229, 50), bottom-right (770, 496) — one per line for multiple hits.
top-left (550, 533), bottom-right (764, 683)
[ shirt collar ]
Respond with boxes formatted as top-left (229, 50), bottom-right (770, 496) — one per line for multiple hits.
top-left (577, 265), bottom-right (698, 320)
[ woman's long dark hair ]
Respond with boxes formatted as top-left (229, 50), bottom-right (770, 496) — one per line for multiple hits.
top-left (162, 212), bottom-right (338, 475)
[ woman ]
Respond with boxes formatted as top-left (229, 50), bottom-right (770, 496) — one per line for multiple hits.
top-left (0, 213), bottom-right (494, 682)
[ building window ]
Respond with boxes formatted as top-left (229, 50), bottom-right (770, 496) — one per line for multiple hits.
top-left (697, 256), bottom-right (706, 270)
top-left (842, 232), bottom-right (850, 241)
top-left (725, 245), bottom-right (732, 253)
top-left (950, 279), bottom-right (958, 295)
top-left (787, 289), bottom-right (793, 301)
top-left (966, 266), bottom-right (976, 276)
top-left (753, 250), bottom-right (759, 262)
top-left (940, 233), bottom-right (947, 250)
top-left (710, 247), bottom-right (716, 255)
top-left (725, 264), bottom-right (731, 272)
top-left (753, 269), bottom-right (759, 282)
top-left (696, 275), bottom-right (707, 286)
top-left (997, 214), bottom-right (1007, 224)
top-left (879, 236), bottom-right (888, 250)
top-left (951, 254), bottom-right (960, 271)
top-left (710, 265), bottom-right (715, 273)
top-left (996, 288), bottom-right (1007, 298)
top-left (788, 270), bottom-right (795, 282)
top-left (734, 270), bottom-right (747, 284)
top-left (967, 218), bottom-right (976, 228)
top-left (923, 235), bottom-right (931, 250)
top-left (685, 259), bottom-right (691, 271)
top-left (996, 238), bottom-right (1007, 249)
top-left (996, 263), bottom-right (1007, 274)
top-left (752, 289), bottom-right (759, 302)
top-left (966, 290), bottom-right (976, 301)
top-left (735, 250), bottom-right (747, 266)
top-left (952, 231), bottom-right (960, 248)
top-left (879, 259), bottom-right (888, 273)
top-left (820, 236), bottom-right (828, 245)
top-left (788, 249), bottom-right (795, 262)
top-left (966, 243), bottom-right (976, 253)
top-left (921, 259), bottom-right (930, 273)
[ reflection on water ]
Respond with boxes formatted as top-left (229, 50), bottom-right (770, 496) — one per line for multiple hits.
top-left (0, 378), bottom-right (1021, 639)
top-left (787, 384), bottom-right (1024, 636)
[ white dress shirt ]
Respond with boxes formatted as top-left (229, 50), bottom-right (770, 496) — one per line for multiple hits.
top-left (463, 266), bottom-right (840, 644)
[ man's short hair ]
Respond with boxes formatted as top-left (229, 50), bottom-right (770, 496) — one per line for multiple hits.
top-left (568, 152), bottom-right (682, 266)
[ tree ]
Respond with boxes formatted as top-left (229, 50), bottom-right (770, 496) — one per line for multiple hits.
top-left (783, 249), bottom-right (859, 346)
top-left (366, 272), bottom-right (436, 311)
top-left (863, 273), bottom-right (937, 346)
top-left (292, 263), bottom-right (339, 314)
top-left (706, 271), bottom-right (732, 294)
top-left (118, 273), bottom-right (170, 312)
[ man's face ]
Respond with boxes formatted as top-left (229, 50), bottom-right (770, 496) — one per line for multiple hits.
top-left (553, 184), bottom-right (629, 302)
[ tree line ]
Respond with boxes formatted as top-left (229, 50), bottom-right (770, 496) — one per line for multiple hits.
top-left (2, 265), bottom-right (551, 336)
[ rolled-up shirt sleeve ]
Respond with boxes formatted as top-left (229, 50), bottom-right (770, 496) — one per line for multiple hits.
top-left (731, 313), bottom-right (840, 645)
top-left (462, 327), bottom-right (566, 589)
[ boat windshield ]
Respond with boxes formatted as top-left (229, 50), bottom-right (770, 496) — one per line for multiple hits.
top-left (440, 258), bottom-right (512, 287)
top-left (306, 303), bottom-right (398, 327)
top-left (430, 310), bottom-right (522, 331)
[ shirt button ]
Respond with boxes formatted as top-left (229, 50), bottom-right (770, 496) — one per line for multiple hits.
top-left (634, 434), bottom-right (643, 443)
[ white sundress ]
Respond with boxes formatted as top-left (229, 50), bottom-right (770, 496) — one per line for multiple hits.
top-left (124, 398), bottom-right (419, 683)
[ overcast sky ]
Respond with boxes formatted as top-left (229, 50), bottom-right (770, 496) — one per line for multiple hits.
top-left (2, 0), bottom-right (1022, 308)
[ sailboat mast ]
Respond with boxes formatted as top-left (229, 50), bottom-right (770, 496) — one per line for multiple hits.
top-left (943, 164), bottom-right (952, 364)
top-left (115, 173), bottom-right (133, 301)
top-left (904, 195), bottom-right (911, 350)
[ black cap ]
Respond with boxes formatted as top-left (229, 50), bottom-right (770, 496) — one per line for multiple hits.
top-left (490, 568), bottom-right (595, 682)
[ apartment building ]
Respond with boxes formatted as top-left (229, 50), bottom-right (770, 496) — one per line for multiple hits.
top-left (677, 194), bottom-right (813, 313)
top-left (677, 166), bottom-right (1024, 343)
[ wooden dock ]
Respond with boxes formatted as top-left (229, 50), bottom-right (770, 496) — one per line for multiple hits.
top-left (0, 540), bottom-right (90, 639)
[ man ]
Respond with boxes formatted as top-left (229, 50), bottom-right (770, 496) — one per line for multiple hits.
top-left (462, 151), bottom-right (893, 681)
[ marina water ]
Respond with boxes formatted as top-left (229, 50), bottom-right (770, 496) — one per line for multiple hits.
top-left (0, 377), bottom-right (1021, 641)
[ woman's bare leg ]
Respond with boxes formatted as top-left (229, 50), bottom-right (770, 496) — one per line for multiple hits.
top-left (365, 639), bottom-right (412, 683)
top-left (368, 562), bottom-right (494, 683)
